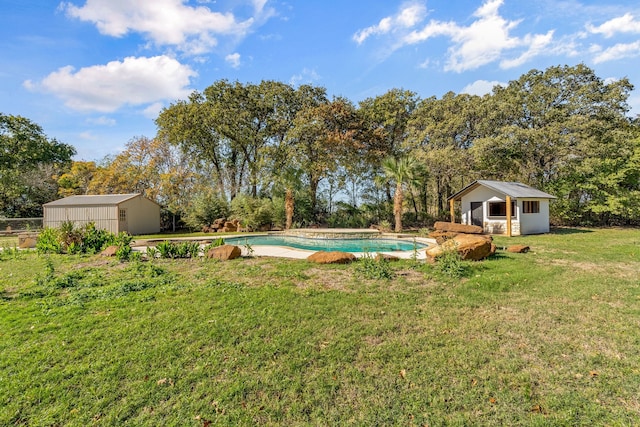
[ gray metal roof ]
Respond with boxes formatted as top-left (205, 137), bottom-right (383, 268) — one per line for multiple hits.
top-left (448, 180), bottom-right (556, 201)
top-left (43, 194), bottom-right (141, 207)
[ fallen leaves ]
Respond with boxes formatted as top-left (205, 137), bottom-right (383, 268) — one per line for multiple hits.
top-left (157, 377), bottom-right (174, 386)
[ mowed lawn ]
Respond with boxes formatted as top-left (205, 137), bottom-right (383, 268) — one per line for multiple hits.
top-left (1, 228), bottom-right (639, 426)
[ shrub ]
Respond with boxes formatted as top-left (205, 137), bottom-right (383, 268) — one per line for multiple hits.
top-left (183, 190), bottom-right (230, 230)
top-left (156, 240), bottom-right (177, 259)
top-left (36, 228), bottom-right (63, 254)
top-left (434, 246), bottom-right (466, 278)
top-left (355, 253), bottom-right (395, 280)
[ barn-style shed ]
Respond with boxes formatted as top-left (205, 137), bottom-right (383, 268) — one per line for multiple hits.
top-left (43, 194), bottom-right (161, 235)
top-left (447, 180), bottom-right (556, 236)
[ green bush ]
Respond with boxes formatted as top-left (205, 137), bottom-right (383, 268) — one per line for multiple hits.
top-left (355, 253), bottom-right (395, 280)
top-left (182, 190), bottom-right (230, 230)
top-left (230, 194), bottom-right (274, 231)
top-left (36, 228), bottom-right (63, 254)
top-left (434, 246), bottom-right (466, 278)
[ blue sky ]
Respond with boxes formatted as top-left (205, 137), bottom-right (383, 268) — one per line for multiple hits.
top-left (2, 0), bottom-right (640, 161)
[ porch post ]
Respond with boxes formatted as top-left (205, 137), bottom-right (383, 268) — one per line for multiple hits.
top-left (506, 195), bottom-right (512, 237)
top-left (449, 199), bottom-right (455, 223)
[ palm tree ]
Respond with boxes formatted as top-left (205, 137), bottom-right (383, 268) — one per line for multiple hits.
top-left (381, 156), bottom-right (424, 232)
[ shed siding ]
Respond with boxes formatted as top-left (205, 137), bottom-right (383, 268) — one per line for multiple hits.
top-left (519, 199), bottom-right (550, 234)
top-left (120, 196), bottom-right (161, 235)
top-left (461, 187), bottom-right (523, 235)
top-left (44, 205), bottom-right (119, 233)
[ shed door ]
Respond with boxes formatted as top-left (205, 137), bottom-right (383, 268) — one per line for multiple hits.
top-left (118, 208), bottom-right (128, 232)
top-left (470, 202), bottom-right (483, 227)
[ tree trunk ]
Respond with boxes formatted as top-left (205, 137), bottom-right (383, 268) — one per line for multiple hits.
top-left (285, 188), bottom-right (294, 230)
top-left (394, 182), bottom-right (403, 232)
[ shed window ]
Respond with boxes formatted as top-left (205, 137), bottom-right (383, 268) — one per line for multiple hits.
top-left (523, 201), bottom-right (540, 214)
top-left (488, 201), bottom-right (517, 218)
top-left (119, 209), bottom-right (126, 221)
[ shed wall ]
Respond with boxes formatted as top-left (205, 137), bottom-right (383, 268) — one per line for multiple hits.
top-left (120, 196), bottom-right (161, 235)
top-left (460, 187), bottom-right (522, 235)
top-left (519, 199), bottom-right (551, 234)
top-left (43, 205), bottom-right (119, 233)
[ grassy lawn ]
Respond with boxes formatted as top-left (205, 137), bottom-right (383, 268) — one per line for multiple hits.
top-left (1, 228), bottom-right (639, 425)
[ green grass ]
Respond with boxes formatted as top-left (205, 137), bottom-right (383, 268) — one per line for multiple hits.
top-left (1, 228), bottom-right (639, 425)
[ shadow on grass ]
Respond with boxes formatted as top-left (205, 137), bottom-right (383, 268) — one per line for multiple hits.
top-left (549, 227), bottom-right (593, 235)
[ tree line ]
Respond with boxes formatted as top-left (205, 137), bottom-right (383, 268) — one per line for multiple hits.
top-left (2, 64), bottom-right (639, 229)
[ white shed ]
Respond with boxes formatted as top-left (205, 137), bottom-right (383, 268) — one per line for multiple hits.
top-left (43, 194), bottom-right (161, 235)
top-left (447, 180), bottom-right (556, 236)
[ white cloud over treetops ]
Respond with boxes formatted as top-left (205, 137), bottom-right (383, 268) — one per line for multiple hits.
top-left (586, 13), bottom-right (640, 38)
top-left (356, 1), bottom-right (640, 71)
top-left (461, 79), bottom-right (504, 96)
top-left (24, 55), bottom-right (196, 113)
top-left (354, 0), bottom-right (578, 72)
top-left (61, 0), bottom-right (275, 55)
top-left (353, 1), bottom-right (427, 44)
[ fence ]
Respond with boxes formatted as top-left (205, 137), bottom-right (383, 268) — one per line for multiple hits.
top-left (0, 218), bottom-right (43, 234)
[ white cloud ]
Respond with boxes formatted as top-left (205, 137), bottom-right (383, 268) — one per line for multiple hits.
top-left (593, 40), bottom-right (640, 63)
top-left (26, 55), bottom-right (196, 113)
top-left (225, 52), bottom-right (241, 68)
top-left (461, 80), bottom-right (504, 96)
top-left (289, 68), bottom-right (321, 86)
top-left (359, 0), bottom-right (558, 72)
top-left (587, 13), bottom-right (640, 38)
top-left (62, 0), bottom-right (275, 55)
top-left (500, 31), bottom-right (554, 69)
top-left (86, 116), bottom-right (116, 126)
top-left (142, 102), bottom-right (165, 119)
top-left (353, 1), bottom-right (427, 44)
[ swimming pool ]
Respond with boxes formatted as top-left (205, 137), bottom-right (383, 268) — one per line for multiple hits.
top-left (223, 234), bottom-right (427, 253)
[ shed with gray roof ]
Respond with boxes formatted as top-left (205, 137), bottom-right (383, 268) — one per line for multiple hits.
top-left (43, 194), bottom-right (161, 235)
top-left (447, 180), bottom-right (556, 236)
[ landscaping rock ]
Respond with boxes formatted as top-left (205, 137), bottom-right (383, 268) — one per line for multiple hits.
top-left (206, 244), bottom-right (241, 261)
top-left (433, 221), bottom-right (484, 234)
top-left (101, 245), bottom-right (119, 257)
top-left (426, 233), bottom-right (495, 261)
top-left (507, 245), bottom-right (530, 253)
top-left (428, 230), bottom-right (458, 245)
top-left (221, 221), bottom-right (237, 233)
top-left (307, 251), bottom-right (356, 264)
top-left (18, 233), bottom-right (38, 249)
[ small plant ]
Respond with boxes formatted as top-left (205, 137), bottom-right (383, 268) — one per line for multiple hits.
top-left (355, 253), bottom-right (395, 280)
top-left (243, 240), bottom-right (254, 257)
top-left (434, 245), bottom-right (466, 278)
top-left (156, 240), bottom-right (176, 259)
top-left (146, 246), bottom-right (158, 260)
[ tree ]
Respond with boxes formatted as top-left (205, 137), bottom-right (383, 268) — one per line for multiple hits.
top-left (408, 92), bottom-right (485, 217)
top-left (57, 161), bottom-right (98, 197)
top-left (288, 97), bottom-right (364, 218)
top-left (0, 113), bottom-right (75, 217)
top-left (470, 64), bottom-right (635, 225)
top-left (381, 156), bottom-right (424, 232)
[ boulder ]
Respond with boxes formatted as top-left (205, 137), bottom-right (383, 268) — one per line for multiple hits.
top-left (18, 233), bottom-right (38, 249)
top-left (433, 221), bottom-right (483, 235)
top-left (101, 245), bottom-right (119, 257)
top-left (206, 244), bottom-right (242, 261)
top-left (426, 233), bottom-right (495, 261)
top-left (221, 222), bottom-right (237, 233)
top-left (307, 251), bottom-right (356, 264)
top-left (507, 245), bottom-right (530, 253)
top-left (428, 230), bottom-right (458, 245)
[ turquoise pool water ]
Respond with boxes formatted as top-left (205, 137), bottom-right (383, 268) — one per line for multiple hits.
top-left (224, 235), bottom-right (427, 253)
